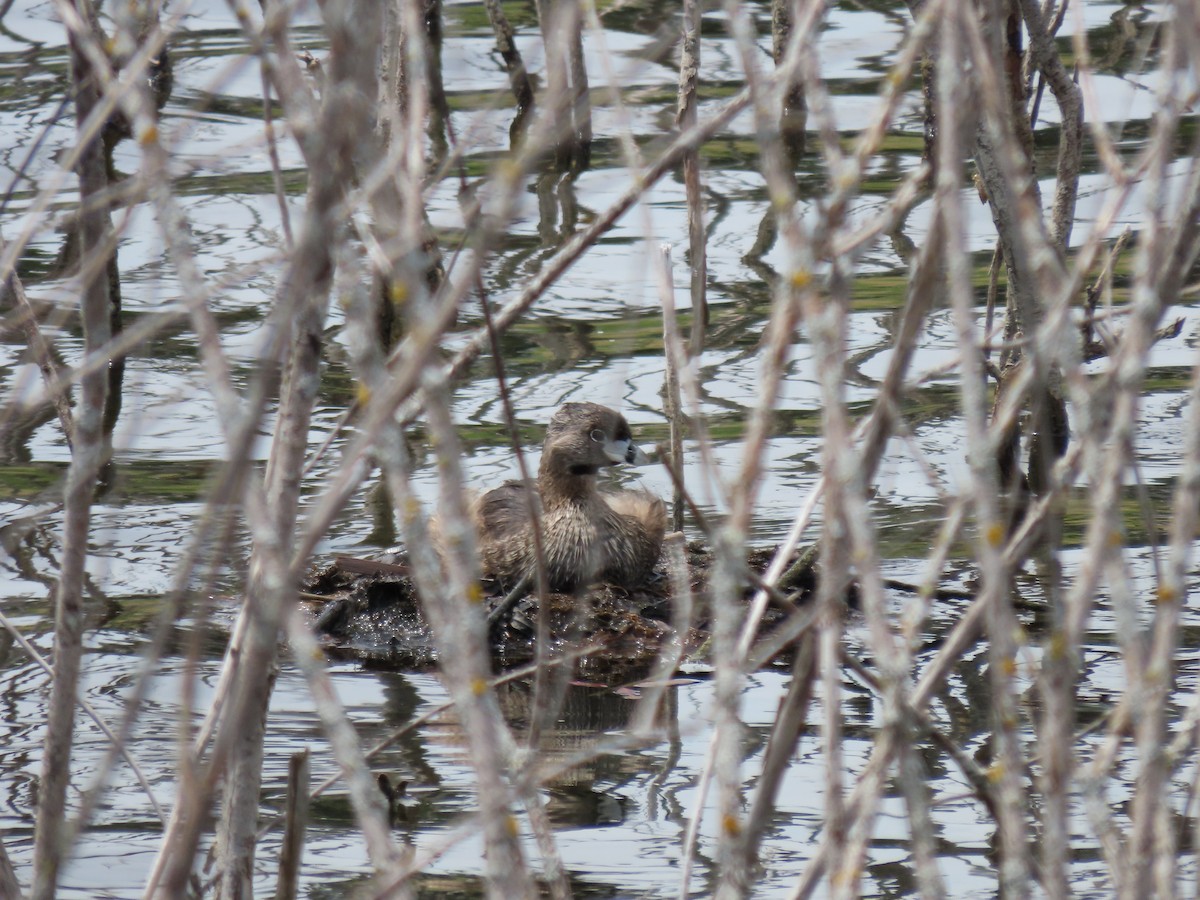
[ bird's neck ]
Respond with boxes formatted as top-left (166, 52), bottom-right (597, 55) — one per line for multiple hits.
top-left (539, 458), bottom-right (601, 505)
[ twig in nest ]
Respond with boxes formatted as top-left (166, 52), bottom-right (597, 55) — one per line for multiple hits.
top-left (486, 573), bottom-right (533, 632)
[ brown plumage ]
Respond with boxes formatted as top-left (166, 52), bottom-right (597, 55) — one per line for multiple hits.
top-left (472, 402), bottom-right (666, 592)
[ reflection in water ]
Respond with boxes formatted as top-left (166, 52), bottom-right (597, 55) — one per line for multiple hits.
top-left (424, 0), bottom-right (452, 161)
top-left (535, 169), bottom-right (582, 246)
top-left (373, 669), bottom-right (442, 790)
top-left (361, 480), bottom-right (398, 549)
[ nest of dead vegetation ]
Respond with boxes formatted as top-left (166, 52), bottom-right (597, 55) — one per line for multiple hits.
top-left (300, 542), bottom-right (818, 682)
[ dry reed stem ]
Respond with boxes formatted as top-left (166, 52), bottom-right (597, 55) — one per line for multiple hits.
top-left (734, 631), bottom-right (817, 882)
top-left (689, 0), bottom-right (948, 891)
top-left (0, 9), bottom-right (173, 285)
top-left (1069, 1), bottom-right (1132, 184)
top-left (273, 749), bottom-right (309, 900)
top-left (63, 273), bottom-right (277, 890)
top-left (566, 0), bottom-right (591, 167)
top-left (630, 533), bottom-right (696, 735)
top-left (285, 605), bottom-right (401, 874)
top-left (475, 283), bottom-right (555, 744)
top-left (704, 3), bottom-right (826, 893)
top-left (0, 234), bottom-right (74, 444)
top-left (46, 0), bottom-right (279, 479)
top-left (1121, 15), bottom-right (1200, 890)
top-left (677, 0), bottom-right (707, 355)
top-left (260, 68), bottom-right (294, 250)
top-left (0, 836), bottom-right (18, 900)
top-left (201, 1), bottom-right (387, 893)
top-left (29, 3), bottom-right (113, 895)
top-left (1010, 5), bottom-right (1081, 889)
top-left (385, 383), bottom-right (535, 899)
top-left (482, 0), bottom-right (535, 115)
top-left (938, 8), bottom-right (1030, 895)
top-left (657, 246), bottom-right (687, 532)
top-left (787, 732), bottom-right (896, 900)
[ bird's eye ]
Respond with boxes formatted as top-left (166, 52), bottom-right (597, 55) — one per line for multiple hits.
top-left (590, 428), bottom-right (605, 443)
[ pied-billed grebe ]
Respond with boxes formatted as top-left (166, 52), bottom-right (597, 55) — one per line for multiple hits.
top-left (473, 402), bottom-right (667, 592)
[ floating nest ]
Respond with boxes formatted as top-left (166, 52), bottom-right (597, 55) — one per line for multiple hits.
top-left (301, 542), bottom-right (817, 682)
